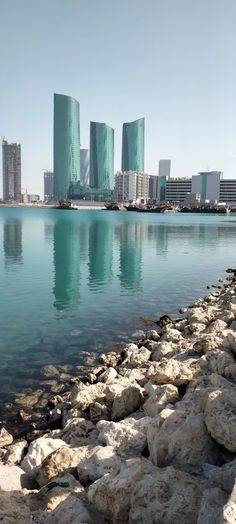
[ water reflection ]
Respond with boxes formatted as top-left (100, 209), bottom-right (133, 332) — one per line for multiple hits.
top-left (3, 219), bottom-right (23, 266)
top-left (88, 221), bottom-right (113, 286)
top-left (53, 220), bottom-right (81, 310)
top-left (119, 223), bottom-right (143, 290)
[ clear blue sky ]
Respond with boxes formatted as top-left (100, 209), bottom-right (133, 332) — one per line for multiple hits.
top-left (1, 0), bottom-right (236, 196)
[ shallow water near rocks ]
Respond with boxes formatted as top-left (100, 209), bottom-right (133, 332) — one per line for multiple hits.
top-left (0, 208), bottom-right (236, 425)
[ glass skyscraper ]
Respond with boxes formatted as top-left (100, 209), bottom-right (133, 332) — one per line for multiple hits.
top-left (90, 122), bottom-right (114, 190)
top-left (80, 148), bottom-right (89, 186)
top-left (121, 117), bottom-right (145, 172)
top-left (53, 93), bottom-right (80, 199)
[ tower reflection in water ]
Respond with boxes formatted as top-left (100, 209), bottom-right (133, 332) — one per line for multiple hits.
top-left (53, 219), bottom-right (81, 310)
top-left (3, 219), bottom-right (23, 266)
top-left (88, 220), bottom-right (113, 287)
top-left (119, 222), bottom-right (143, 290)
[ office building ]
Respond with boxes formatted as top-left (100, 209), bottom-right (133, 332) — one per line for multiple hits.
top-left (44, 171), bottom-right (54, 201)
top-left (219, 180), bottom-right (236, 204)
top-left (53, 93), bottom-right (80, 199)
top-left (80, 149), bottom-right (89, 186)
top-left (90, 122), bottom-right (114, 191)
top-left (158, 159), bottom-right (171, 201)
top-left (122, 118), bottom-right (145, 172)
top-left (149, 175), bottom-right (158, 200)
top-left (192, 171), bottom-right (222, 202)
top-left (2, 139), bottom-right (21, 202)
top-left (165, 178), bottom-right (192, 202)
top-left (115, 171), bottom-right (150, 203)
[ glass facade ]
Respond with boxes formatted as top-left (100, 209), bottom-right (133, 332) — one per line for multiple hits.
top-left (121, 117), bottom-right (145, 172)
top-left (80, 148), bottom-right (90, 186)
top-left (53, 93), bottom-right (80, 199)
top-left (90, 122), bottom-right (114, 190)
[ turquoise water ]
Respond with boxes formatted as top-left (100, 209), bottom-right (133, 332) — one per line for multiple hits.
top-left (0, 208), bottom-right (236, 412)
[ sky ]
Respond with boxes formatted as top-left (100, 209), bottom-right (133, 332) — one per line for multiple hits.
top-left (1, 0), bottom-right (236, 197)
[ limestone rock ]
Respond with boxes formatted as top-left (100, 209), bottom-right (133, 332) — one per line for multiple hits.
top-left (21, 436), bottom-right (67, 474)
top-left (58, 417), bottom-right (98, 447)
top-left (145, 329), bottom-right (160, 341)
top-left (193, 334), bottom-right (223, 354)
top-left (162, 327), bottom-right (184, 343)
top-left (4, 439), bottom-right (28, 465)
top-left (106, 381), bottom-right (141, 421)
top-left (205, 319), bottom-right (227, 335)
top-left (205, 389), bottom-right (236, 451)
top-left (36, 445), bottom-right (91, 486)
top-left (98, 367), bottom-right (117, 383)
top-left (143, 383), bottom-right (179, 417)
top-left (37, 473), bottom-right (85, 512)
top-left (42, 495), bottom-right (93, 524)
top-left (128, 346), bottom-right (151, 367)
top-left (0, 427), bottom-right (13, 448)
top-left (118, 367), bottom-right (148, 387)
top-left (70, 382), bottom-right (106, 410)
top-left (77, 445), bottom-right (123, 483)
top-left (0, 464), bottom-right (33, 491)
top-left (0, 491), bottom-right (32, 523)
top-left (89, 402), bottom-right (109, 423)
top-left (197, 487), bottom-right (234, 524)
top-left (151, 340), bottom-right (179, 361)
top-left (147, 357), bottom-right (201, 385)
top-left (99, 351), bottom-right (122, 367)
top-left (97, 416), bottom-right (151, 457)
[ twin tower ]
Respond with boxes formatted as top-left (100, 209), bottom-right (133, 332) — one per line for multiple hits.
top-left (53, 93), bottom-right (145, 199)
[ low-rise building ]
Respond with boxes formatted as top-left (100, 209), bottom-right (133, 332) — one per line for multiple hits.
top-left (219, 179), bottom-right (236, 204)
top-left (115, 171), bottom-right (150, 203)
top-left (165, 178), bottom-right (192, 202)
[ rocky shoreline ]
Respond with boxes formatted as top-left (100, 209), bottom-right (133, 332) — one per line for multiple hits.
top-left (1, 270), bottom-right (236, 522)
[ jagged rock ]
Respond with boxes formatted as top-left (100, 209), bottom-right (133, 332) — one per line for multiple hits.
top-left (205, 389), bottom-right (236, 451)
top-left (205, 458), bottom-right (236, 495)
top-left (161, 327), bottom-right (184, 342)
top-left (87, 458), bottom-right (154, 522)
top-left (42, 495), bottom-right (93, 523)
top-left (0, 491), bottom-right (32, 523)
top-left (151, 339), bottom-right (181, 361)
top-left (99, 351), bottom-right (122, 367)
top-left (147, 357), bottom-right (201, 385)
top-left (0, 427), bottom-right (13, 448)
top-left (223, 331), bottom-right (236, 355)
top-left (36, 473), bottom-right (85, 512)
top-left (187, 308), bottom-right (207, 323)
top-left (41, 364), bottom-right (60, 378)
top-left (205, 319), bottom-right (227, 335)
top-left (193, 334), bottom-right (223, 354)
top-left (197, 487), bottom-right (229, 524)
top-left (130, 465), bottom-right (207, 524)
top-left (106, 380), bottom-right (141, 421)
top-left (62, 408), bottom-right (83, 428)
top-left (58, 418), bottom-right (98, 446)
top-left (188, 322), bottom-right (207, 334)
top-left (118, 368), bottom-right (148, 387)
top-left (0, 464), bottom-right (33, 491)
top-left (228, 299), bottom-right (236, 317)
top-left (77, 445), bottom-right (123, 483)
top-left (127, 346), bottom-right (151, 367)
top-left (36, 446), bottom-right (90, 486)
top-left (3, 439), bottom-right (27, 465)
top-left (216, 309), bottom-right (234, 324)
top-left (98, 367), bottom-right (117, 383)
top-left (21, 436), bottom-right (67, 474)
top-left (145, 329), bottom-right (160, 341)
top-left (148, 410), bottom-right (218, 467)
top-left (70, 382), bottom-right (106, 410)
top-left (143, 383), bottom-right (179, 417)
top-left (97, 416), bottom-right (151, 457)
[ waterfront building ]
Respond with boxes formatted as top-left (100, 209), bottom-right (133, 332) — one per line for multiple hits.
top-left (80, 149), bottom-right (89, 186)
top-left (219, 179), bottom-right (236, 204)
top-left (53, 93), bottom-right (80, 199)
top-left (192, 171), bottom-right (222, 202)
top-left (149, 175), bottom-right (158, 201)
top-left (165, 178), bottom-right (192, 202)
top-left (2, 139), bottom-right (21, 202)
top-left (44, 171), bottom-right (54, 201)
top-left (22, 191), bottom-right (41, 203)
top-left (158, 160), bottom-right (171, 201)
top-left (115, 171), bottom-right (150, 203)
top-left (90, 122), bottom-right (114, 191)
top-left (122, 118), bottom-right (145, 172)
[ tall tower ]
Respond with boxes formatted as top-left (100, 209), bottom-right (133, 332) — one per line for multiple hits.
top-left (80, 149), bottom-right (89, 186)
top-left (2, 140), bottom-right (21, 202)
top-left (90, 122), bottom-right (114, 190)
top-left (121, 117), bottom-right (145, 172)
top-left (44, 171), bottom-right (54, 201)
top-left (53, 93), bottom-right (80, 199)
top-left (158, 159), bottom-right (171, 201)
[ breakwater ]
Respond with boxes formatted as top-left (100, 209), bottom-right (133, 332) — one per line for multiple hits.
top-left (1, 269), bottom-right (236, 521)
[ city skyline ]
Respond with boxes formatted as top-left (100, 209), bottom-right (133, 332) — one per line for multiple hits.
top-left (1, 1), bottom-right (236, 197)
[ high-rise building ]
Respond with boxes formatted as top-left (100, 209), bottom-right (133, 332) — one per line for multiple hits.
top-left (121, 118), bottom-right (145, 172)
top-left (53, 93), bottom-right (80, 199)
top-left (80, 149), bottom-right (89, 186)
top-left (44, 171), bottom-right (54, 201)
top-left (158, 160), bottom-right (171, 201)
top-left (90, 122), bottom-right (114, 190)
top-left (115, 171), bottom-right (150, 203)
top-left (192, 171), bottom-right (222, 202)
top-left (2, 139), bottom-right (21, 202)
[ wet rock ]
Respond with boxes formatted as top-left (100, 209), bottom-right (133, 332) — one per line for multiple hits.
top-left (4, 439), bottom-right (28, 465)
top-left (97, 416), bottom-right (151, 457)
top-left (21, 436), bottom-right (67, 474)
top-left (70, 382), bottom-right (106, 411)
top-left (143, 383), bottom-right (179, 417)
top-left (41, 365), bottom-right (60, 378)
top-left (0, 427), bottom-right (13, 448)
top-left (15, 389), bottom-right (44, 407)
top-left (204, 388), bottom-right (236, 451)
top-left (77, 445), bottom-right (124, 483)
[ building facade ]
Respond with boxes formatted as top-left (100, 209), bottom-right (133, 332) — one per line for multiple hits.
top-left (115, 171), bottom-right (150, 203)
top-left (90, 122), bottom-right (114, 191)
top-left (53, 93), bottom-right (80, 199)
top-left (165, 178), bottom-right (192, 202)
top-left (44, 171), bottom-right (54, 201)
top-left (80, 149), bottom-right (89, 186)
top-left (122, 118), bottom-right (145, 172)
top-left (192, 171), bottom-right (222, 202)
top-left (149, 175), bottom-right (158, 200)
top-left (2, 139), bottom-right (21, 202)
top-left (158, 159), bottom-right (171, 201)
top-left (219, 180), bottom-right (236, 204)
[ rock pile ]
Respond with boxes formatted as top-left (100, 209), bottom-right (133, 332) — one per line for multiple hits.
top-left (1, 271), bottom-right (236, 522)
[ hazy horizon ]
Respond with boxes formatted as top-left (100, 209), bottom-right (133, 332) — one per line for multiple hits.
top-left (1, 0), bottom-right (236, 196)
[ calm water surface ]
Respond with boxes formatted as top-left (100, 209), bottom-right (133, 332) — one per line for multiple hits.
top-left (0, 208), bottom-right (236, 415)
